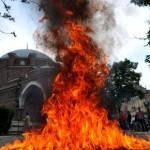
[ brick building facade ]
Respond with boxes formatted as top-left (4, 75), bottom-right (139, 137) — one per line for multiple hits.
top-left (0, 49), bottom-right (59, 126)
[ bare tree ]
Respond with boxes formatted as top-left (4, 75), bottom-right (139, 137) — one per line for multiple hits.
top-left (0, 0), bottom-right (40, 37)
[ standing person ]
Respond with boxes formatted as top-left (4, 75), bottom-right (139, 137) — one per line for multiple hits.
top-left (24, 113), bottom-right (32, 131)
top-left (136, 108), bottom-right (146, 131)
top-left (127, 111), bottom-right (131, 130)
top-left (147, 108), bottom-right (150, 130)
top-left (119, 111), bottom-right (127, 130)
top-left (134, 112), bottom-right (140, 131)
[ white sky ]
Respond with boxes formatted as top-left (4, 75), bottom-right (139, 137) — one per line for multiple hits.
top-left (113, 0), bottom-right (150, 89)
top-left (0, 0), bottom-right (150, 89)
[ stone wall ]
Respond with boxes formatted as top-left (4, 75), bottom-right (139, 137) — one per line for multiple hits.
top-left (121, 94), bottom-right (150, 116)
top-left (0, 50), bottom-right (59, 123)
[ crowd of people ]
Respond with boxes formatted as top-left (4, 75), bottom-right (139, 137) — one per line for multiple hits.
top-left (118, 108), bottom-right (150, 131)
top-left (23, 109), bottom-right (149, 132)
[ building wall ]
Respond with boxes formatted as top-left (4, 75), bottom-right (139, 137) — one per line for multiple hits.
top-left (0, 50), bottom-right (59, 123)
top-left (0, 52), bottom-right (57, 85)
top-left (121, 94), bottom-right (150, 116)
top-left (0, 85), bottom-right (17, 109)
top-left (7, 66), bottom-right (33, 81)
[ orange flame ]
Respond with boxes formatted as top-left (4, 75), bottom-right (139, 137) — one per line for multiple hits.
top-left (1, 22), bottom-right (150, 150)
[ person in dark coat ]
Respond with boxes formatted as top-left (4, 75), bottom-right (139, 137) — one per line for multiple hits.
top-left (127, 111), bottom-right (131, 130)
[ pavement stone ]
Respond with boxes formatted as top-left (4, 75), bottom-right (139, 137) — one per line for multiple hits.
top-left (0, 135), bottom-right (22, 147)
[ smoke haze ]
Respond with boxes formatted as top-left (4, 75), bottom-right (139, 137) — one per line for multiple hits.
top-left (35, 0), bottom-right (121, 58)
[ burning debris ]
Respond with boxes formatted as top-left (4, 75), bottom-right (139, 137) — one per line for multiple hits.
top-left (1, 0), bottom-right (150, 149)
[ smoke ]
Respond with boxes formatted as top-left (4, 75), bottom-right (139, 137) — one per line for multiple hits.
top-left (35, 0), bottom-right (121, 59)
top-left (40, 0), bottom-right (91, 26)
top-left (91, 0), bottom-right (122, 56)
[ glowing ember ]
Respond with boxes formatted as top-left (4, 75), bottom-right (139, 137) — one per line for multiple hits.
top-left (1, 0), bottom-right (150, 149)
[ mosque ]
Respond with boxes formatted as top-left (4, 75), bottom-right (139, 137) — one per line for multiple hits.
top-left (0, 49), bottom-right (59, 133)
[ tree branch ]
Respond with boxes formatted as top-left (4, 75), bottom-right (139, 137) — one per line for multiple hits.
top-left (21, 0), bottom-right (40, 6)
top-left (0, 0), bottom-right (11, 12)
top-left (0, 29), bottom-right (17, 37)
top-left (134, 36), bottom-right (149, 46)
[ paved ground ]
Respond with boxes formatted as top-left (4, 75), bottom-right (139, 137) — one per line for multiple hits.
top-left (0, 135), bottom-right (22, 147)
top-left (126, 131), bottom-right (150, 141)
top-left (0, 132), bottom-right (149, 148)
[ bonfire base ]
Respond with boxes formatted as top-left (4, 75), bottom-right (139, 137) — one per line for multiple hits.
top-left (0, 132), bottom-right (149, 148)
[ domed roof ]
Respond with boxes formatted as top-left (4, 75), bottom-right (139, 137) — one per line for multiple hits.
top-left (2, 49), bottom-right (49, 59)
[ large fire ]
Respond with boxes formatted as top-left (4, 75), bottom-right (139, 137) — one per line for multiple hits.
top-left (1, 21), bottom-right (150, 150)
top-left (1, 0), bottom-right (150, 149)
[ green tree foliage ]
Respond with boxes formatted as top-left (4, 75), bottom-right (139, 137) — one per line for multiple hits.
top-left (102, 59), bottom-right (144, 116)
top-left (145, 55), bottom-right (150, 63)
top-left (147, 29), bottom-right (150, 46)
top-left (131, 0), bottom-right (150, 6)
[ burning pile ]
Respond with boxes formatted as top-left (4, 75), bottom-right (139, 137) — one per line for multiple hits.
top-left (1, 0), bottom-right (150, 149)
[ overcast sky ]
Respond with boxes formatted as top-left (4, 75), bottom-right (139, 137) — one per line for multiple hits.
top-left (0, 0), bottom-right (150, 89)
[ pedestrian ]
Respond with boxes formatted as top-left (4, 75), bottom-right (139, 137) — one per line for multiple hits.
top-left (119, 111), bottom-right (127, 130)
top-left (127, 111), bottom-right (131, 130)
top-left (136, 107), bottom-right (147, 131)
top-left (24, 113), bottom-right (32, 131)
